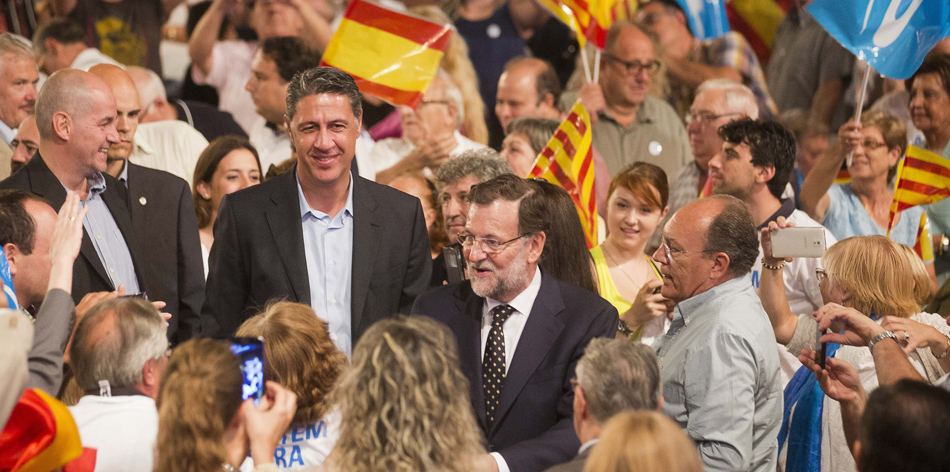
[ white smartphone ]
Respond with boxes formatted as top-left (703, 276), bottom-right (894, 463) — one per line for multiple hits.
top-left (770, 226), bottom-right (826, 258)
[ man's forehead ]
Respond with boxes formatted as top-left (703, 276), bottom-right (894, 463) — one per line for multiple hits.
top-left (693, 89), bottom-right (726, 112)
top-left (292, 93), bottom-right (356, 119)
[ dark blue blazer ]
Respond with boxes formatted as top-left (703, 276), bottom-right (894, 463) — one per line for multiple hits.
top-left (412, 272), bottom-right (618, 472)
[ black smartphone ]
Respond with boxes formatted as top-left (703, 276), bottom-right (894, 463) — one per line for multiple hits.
top-left (443, 245), bottom-right (466, 284)
top-left (230, 337), bottom-right (265, 405)
top-left (815, 325), bottom-right (827, 369)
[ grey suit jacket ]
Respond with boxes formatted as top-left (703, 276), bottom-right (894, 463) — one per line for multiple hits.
top-left (542, 444), bottom-right (594, 472)
top-left (28, 288), bottom-right (75, 395)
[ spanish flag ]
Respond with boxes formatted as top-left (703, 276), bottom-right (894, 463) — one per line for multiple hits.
top-left (887, 146), bottom-right (950, 236)
top-left (319, 0), bottom-right (451, 108)
top-left (0, 389), bottom-right (83, 471)
top-left (529, 102), bottom-right (598, 247)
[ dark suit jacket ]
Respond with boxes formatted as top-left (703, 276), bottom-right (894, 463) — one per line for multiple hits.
top-left (124, 162), bottom-right (204, 343)
top-left (0, 154), bottom-right (148, 301)
top-left (28, 288), bottom-right (75, 395)
top-left (202, 167), bottom-right (432, 340)
top-left (411, 272), bottom-right (618, 472)
top-left (542, 444), bottom-right (593, 472)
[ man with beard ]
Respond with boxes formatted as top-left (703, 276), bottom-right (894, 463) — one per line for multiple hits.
top-left (412, 174), bottom-right (618, 472)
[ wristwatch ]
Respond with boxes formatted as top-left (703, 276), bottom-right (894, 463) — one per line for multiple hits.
top-left (868, 330), bottom-right (898, 353)
top-left (618, 319), bottom-right (634, 337)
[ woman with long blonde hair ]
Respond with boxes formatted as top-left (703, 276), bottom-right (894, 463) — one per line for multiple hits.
top-left (583, 411), bottom-right (703, 472)
top-left (324, 316), bottom-right (484, 472)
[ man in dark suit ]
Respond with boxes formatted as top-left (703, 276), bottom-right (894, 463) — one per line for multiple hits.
top-left (412, 175), bottom-right (618, 472)
top-left (203, 67), bottom-right (431, 357)
top-left (0, 69), bottom-right (146, 304)
top-left (89, 64), bottom-right (204, 344)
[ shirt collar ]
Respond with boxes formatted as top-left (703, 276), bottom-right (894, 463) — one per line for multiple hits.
top-left (578, 438), bottom-right (599, 455)
top-left (87, 172), bottom-right (107, 197)
top-left (0, 119), bottom-right (16, 144)
top-left (296, 171), bottom-right (355, 220)
top-left (598, 97), bottom-right (656, 126)
top-left (757, 198), bottom-right (796, 230)
top-left (133, 134), bottom-right (153, 156)
top-left (675, 274), bottom-right (752, 323)
top-left (485, 266), bottom-right (543, 316)
top-left (118, 160), bottom-right (129, 188)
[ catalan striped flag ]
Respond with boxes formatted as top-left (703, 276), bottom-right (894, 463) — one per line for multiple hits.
top-left (319, 0), bottom-right (451, 108)
top-left (529, 102), bottom-right (598, 247)
top-left (886, 146), bottom-right (950, 237)
top-left (538, 0), bottom-right (613, 49)
top-left (914, 213), bottom-right (933, 262)
top-left (834, 168), bottom-right (851, 185)
top-left (726, 0), bottom-right (791, 63)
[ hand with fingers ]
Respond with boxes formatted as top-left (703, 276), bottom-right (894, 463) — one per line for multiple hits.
top-left (881, 316), bottom-right (950, 356)
top-left (625, 278), bottom-right (675, 330)
top-left (813, 303), bottom-right (884, 347)
top-left (798, 348), bottom-right (865, 404)
top-left (245, 380), bottom-right (298, 466)
top-left (760, 216), bottom-right (795, 266)
top-left (47, 193), bottom-right (89, 293)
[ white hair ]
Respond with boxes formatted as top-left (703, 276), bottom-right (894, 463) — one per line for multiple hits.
top-left (436, 68), bottom-right (464, 129)
top-left (0, 33), bottom-right (34, 75)
top-left (695, 79), bottom-right (759, 120)
top-left (132, 66), bottom-right (167, 106)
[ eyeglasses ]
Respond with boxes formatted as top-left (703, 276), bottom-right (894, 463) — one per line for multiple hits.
top-left (661, 238), bottom-right (691, 259)
top-left (856, 140), bottom-right (887, 150)
top-left (419, 98), bottom-right (451, 107)
top-left (685, 111), bottom-right (743, 126)
top-left (815, 268), bottom-right (827, 282)
top-left (605, 55), bottom-right (661, 76)
top-left (458, 232), bottom-right (530, 254)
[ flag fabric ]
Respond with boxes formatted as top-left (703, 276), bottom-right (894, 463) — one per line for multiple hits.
top-left (700, 169), bottom-right (714, 198)
top-left (834, 169), bottom-right (851, 185)
top-left (806, 0), bottom-right (950, 79)
top-left (529, 102), bottom-right (598, 248)
top-left (537, 0), bottom-right (612, 49)
top-left (0, 246), bottom-right (17, 310)
top-left (725, 0), bottom-right (791, 62)
top-left (914, 213), bottom-right (933, 262)
top-left (0, 389), bottom-right (83, 471)
top-left (887, 146), bottom-right (950, 236)
top-left (670, 0), bottom-right (731, 40)
top-left (319, 0), bottom-right (452, 108)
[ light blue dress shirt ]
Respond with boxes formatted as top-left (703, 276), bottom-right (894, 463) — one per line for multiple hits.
top-left (0, 118), bottom-right (15, 145)
top-left (73, 173), bottom-right (141, 293)
top-left (653, 274), bottom-right (782, 472)
top-left (297, 172), bottom-right (354, 357)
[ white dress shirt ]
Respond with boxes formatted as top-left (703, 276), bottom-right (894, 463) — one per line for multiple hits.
top-left (130, 120), bottom-right (209, 188)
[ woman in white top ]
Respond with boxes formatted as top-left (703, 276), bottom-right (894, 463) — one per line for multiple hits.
top-left (237, 302), bottom-right (347, 471)
top-left (192, 136), bottom-right (262, 277)
top-left (760, 222), bottom-right (949, 472)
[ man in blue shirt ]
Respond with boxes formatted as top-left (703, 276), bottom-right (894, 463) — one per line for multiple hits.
top-left (203, 67), bottom-right (431, 356)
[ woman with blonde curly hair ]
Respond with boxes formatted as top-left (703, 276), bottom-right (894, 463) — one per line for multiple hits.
top-left (154, 338), bottom-right (297, 472)
top-left (583, 410), bottom-right (703, 472)
top-left (236, 302), bottom-right (348, 468)
top-left (324, 316), bottom-right (484, 472)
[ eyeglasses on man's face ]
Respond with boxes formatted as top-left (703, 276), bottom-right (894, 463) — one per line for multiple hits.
top-left (457, 232), bottom-right (530, 255)
top-left (605, 55), bottom-right (661, 76)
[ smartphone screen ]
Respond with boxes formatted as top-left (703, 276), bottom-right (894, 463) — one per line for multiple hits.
top-left (230, 337), bottom-right (265, 405)
top-left (443, 245), bottom-right (466, 284)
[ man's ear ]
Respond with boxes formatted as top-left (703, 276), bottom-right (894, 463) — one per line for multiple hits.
top-left (709, 251), bottom-right (731, 280)
top-left (575, 384), bottom-right (589, 420)
top-left (756, 165), bottom-right (776, 184)
top-left (52, 111), bottom-right (71, 141)
top-left (3, 243), bottom-right (18, 276)
top-left (526, 231), bottom-right (547, 265)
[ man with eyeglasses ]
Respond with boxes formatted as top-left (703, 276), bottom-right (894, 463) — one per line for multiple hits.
top-left (635, 0), bottom-right (776, 120)
top-left (413, 174), bottom-right (618, 472)
top-left (651, 194), bottom-right (782, 472)
top-left (575, 21), bottom-right (691, 181)
top-left (372, 71), bottom-right (487, 185)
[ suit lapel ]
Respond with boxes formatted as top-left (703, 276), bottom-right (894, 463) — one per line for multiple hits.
top-left (350, 176), bottom-right (380, 335)
top-left (491, 272), bottom-right (565, 434)
top-left (26, 156), bottom-right (111, 286)
top-left (455, 284), bottom-right (488, 431)
top-left (265, 168), bottom-right (309, 303)
top-left (103, 167), bottom-right (146, 290)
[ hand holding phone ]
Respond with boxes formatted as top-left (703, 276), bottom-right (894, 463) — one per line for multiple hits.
top-left (230, 337), bottom-right (265, 405)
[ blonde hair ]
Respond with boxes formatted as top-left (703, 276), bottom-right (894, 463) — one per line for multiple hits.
top-left (154, 339), bottom-right (243, 472)
top-left (822, 236), bottom-right (920, 319)
top-left (328, 316), bottom-right (484, 472)
top-left (410, 5), bottom-right (488, 144)
top-left (583, 411), bottom-right (704, 472)
top-left (897, 243), bottom-right (932, 307)
top-left (236, 302), bottom-right (347, 426)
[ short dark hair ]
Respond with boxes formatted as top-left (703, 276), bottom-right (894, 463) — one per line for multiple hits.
top-left (468, 174), bottom-right (547, 236)
top-left (505, 117), bottom-right (559, 155)
top-left (718, 118), bottom-right (796, 200)
top-left (32, 17), bottom-right (85, 54)
top-left (703, 194), bottom-right (759, 277)
top-left (906, 52), bottom-right (950, 98)
top-left (859, 380), bottom-right (950, 472)
top-left (286, 66), bottom-right (362, 122)
top-left (0, 190), bottom-right (49, 255)
top-left (192, 136), bottom-right (262, 228)
top-left (260, 37), bottom-right (322, 84)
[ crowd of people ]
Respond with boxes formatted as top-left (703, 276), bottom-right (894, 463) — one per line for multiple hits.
top-left (2, 0), bottom-right (950, 471)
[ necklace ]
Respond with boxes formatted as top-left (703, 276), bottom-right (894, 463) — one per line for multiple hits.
top-left (602, 243), bottom-right (650, 288)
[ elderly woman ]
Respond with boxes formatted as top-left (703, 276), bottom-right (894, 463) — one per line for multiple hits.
top-left (800, 110), bottom-right (938, 292)
top-left (323, 316), bottom-right (484, 472)
top-left (760, 224), bottom-right (950, 472)
top-left (236, 302), bottom-right (347, 469)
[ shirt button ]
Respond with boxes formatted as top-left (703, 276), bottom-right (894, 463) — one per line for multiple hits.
top-left (331, 299), bottom-right (337, 304)
top-left (96, 235), bottom-right (102, 241)
top-left (109, 268), bottom-right (115, 274)
top-left (329, 261), bottom-right (334, 266)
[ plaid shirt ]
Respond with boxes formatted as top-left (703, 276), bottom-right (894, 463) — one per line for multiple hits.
top-left (670, 32), bottom-right (778, 120)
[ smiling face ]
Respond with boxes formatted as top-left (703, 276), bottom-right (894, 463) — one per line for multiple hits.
top-left (846, 126), bottom-right (899, 182)
top-left (909, 72), bottom-right (950, 136)
top-left (202, 148), bottom-right (262, 216)
top-left (605, 186), bottom-right (666, 250)
top-left (499, 132), bottom-right (536, 177)
top-left (463, 199), bottom-right (542, 302)
top-left (71, 86), bottom-right (120, 176)
top-left (287, 93), bottom-right (360, 189)
top-left (0, 54), bottom-right (39, 129)
top-left (440, 173), bottom-right (482, 242)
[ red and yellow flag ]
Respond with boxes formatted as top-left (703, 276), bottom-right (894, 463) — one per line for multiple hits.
top-left (539, 0), bottom-right (619, 49)
top-left (887, 146), bottom-right (950, 236)
top-left (529, 102), bottom-right (598, 247)
top-left (319, 0), bottom-right (452, 108)
top-left (725, 0), bottom-right (790, 63)
top-left (833, 168), bottom-right (851, 185)
top-left (914, 213), bottom-right (933, 262)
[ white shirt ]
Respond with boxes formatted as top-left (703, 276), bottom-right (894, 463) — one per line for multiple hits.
top-left (249, 117), bottom-right (292, 173)
top-left (369, 130), bottom-right (485, 181)
top-left (69, 395), bottom-right (159, 472)
top-left (191, 40), bottom-right (258, 133)
top-left (240, 410), bottom-right (341, 471)
top-left (479, 265), bottom-right (542, 472)
top-left (130, 120), bottom-right (209, 188)
top-left (71, 48), bottom-right (123, 71)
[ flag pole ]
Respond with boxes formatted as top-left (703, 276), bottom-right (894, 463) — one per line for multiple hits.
top-left (847, 62), bottom-right (873, 168)
top-left (593, 49), bottom-right (601, 84)
top-left (581, 46), bottom-right (593, 83)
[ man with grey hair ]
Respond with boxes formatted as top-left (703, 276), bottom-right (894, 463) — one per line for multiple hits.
top-left (0, 33), bottom-right (39, 179)
top-left (373, 70), bottom-right (486, 185)
top-left (651, 195), bottom-right (782, 472)
top-left (203, 67), bottom-right (431, 357)
top-left (68, 297), bottom-right (169, 472)
top-left (544, 338), bottom-right (662, 472)
top-left (430, 149), bottom-right (512, 286)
